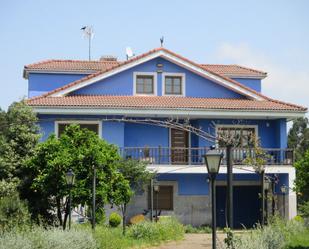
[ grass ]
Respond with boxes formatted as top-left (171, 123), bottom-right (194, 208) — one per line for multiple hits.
top-left (0, 217), bottom-right (184, 249)
top-left (286, 229), bottom-right (309, 249)
top-left (184, 224), bottom-right (212, 234)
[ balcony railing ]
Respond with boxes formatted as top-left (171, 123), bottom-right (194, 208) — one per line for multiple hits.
top-left (119, 147), bottom-right (294, 166)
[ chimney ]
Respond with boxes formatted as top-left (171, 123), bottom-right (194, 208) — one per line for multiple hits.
top-left (99, 55), bottom-right (117, 62)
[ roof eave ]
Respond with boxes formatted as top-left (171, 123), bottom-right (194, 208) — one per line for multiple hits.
top-left (29, 105), bottom-right (307, 119)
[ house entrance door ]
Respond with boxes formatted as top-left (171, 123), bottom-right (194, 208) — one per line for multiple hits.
top-left (170, 128), bottom-right (189, 164)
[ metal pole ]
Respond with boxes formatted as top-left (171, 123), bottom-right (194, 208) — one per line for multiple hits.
top-left (283, 193), bottom-right (285, 219)
top-left (88, 35), bottom-right (91, 61)
top-left (226, 145), bottom-right (233, 228)
top-left (69, 187), bottom-right (72, 230)
top-left (156, 191), bottom-right (158, 222)
top-left (261, 170), bottom-right (265, 227)
top-left (92, 165), bottom-right (96, 230)
top-left (150, 179), bottom-right (154, 222)
top-left (272, 180), bottom-right (275, 216)
top-left (265, 189), bottom-right (269, 225)
top-left (211, 176), bottom-right (217, 249)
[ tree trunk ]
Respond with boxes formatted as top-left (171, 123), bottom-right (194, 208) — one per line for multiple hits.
top-left (62, 199), bottom-right (69, 230)
top-left (56, 197), bottom-right (63, 226)
top-left (122, 203), bottom-right (127, 235)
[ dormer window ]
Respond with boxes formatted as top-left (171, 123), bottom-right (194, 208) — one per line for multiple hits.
top-left (134, 72), bottom-right (157, 95)
top-left (162, 73), bottom-right (185, 96)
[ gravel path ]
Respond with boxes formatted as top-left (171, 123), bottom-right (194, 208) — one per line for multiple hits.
top-left (148, 233), bottom-right (226, 249)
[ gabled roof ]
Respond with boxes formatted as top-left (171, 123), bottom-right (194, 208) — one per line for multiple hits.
top-left (27, 95), bottom-right (306, 112)
top-left (24, 60), bottom-right (267, 79)
top-left (200, 64), bottom-right (267, 79)
top-left (31, 47), bottom-right (268, 101)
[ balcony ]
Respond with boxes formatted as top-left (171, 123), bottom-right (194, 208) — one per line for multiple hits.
top-left (119, 147), bottom-right (294, 166)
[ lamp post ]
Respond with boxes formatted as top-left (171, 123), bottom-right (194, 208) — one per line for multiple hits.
top-left (204, 149), bottom-right (223, 249)
top-left (92, 165), bottom-right (96, 230)
top-left (154, 184), bottom-right (160, 222)
top-left (65, 169), bottom-right (75, 230)
top-left (280, 184), bottom-right (288, 219)
top-left (264, 179), bottom-right (271, 225)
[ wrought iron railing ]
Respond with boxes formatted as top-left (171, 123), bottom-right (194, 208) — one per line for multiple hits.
top-left (119, 147), bottom-right (294, 165)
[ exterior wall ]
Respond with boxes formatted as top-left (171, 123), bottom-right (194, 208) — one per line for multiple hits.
top-left (37, 115), bottom-right (288, 150)
top-left (105, 172), bottom-right (294, 226)
top-left (71, 58), bottom-right (246, 99)
top-left (28, 73), bottom-right (87, 97)
top-left (232, 78), bottom-right (261, 92)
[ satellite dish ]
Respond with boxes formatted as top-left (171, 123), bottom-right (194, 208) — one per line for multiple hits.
top-left (126, 47), bottom-right (134, 60)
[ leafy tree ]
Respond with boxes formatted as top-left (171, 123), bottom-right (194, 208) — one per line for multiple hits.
top-left (288, 117), bottom-right (309, 161)
top-left (27, 124), bottom-right (121, 229)
top-left (113, 159), bottom-right (154, 235)
top-left (294, 150), bottom-right (309, 204)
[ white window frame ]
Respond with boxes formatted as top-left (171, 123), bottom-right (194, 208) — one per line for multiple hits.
top-left (133, 72), bottom-right (157, 96)
top-left (55, 120), bottom-right (102, 138)
top-left (215, 124), bottom-right (258, 147)
top-left (162, 72), bottom-right (185, 96)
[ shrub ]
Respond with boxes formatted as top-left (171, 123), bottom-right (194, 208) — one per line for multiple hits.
top-left (129, 217), bottom-right (184, 242)
top-left (184, 224), bottom-right (211, 233)
top-left (0, 227), bottom-right (97, 249)
top-left (0, 193), bottom-right (30, 233)
top-left (129, 214), bottom-right (145, 224)
top-left (299, 201), bottom-right (309, 218)
top-left (109, 212), bottom-right (122, 227)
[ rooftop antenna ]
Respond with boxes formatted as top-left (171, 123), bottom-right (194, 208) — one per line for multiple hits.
top-left (125, 47), bottom-right (134, 60)
top-left (81, 26), bottom-right (94, 61)
top-left (160, 36), bottom-right (164, 47)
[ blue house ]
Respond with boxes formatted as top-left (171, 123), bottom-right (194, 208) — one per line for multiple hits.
top-left (25, 48), bottom-right (307, 227)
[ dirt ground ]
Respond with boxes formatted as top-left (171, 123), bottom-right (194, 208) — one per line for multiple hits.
top-left (148, 233), bottom-right (226, 249)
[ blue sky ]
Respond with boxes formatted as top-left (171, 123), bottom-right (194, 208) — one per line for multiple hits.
top-left (1, 0), bottom-right (308, 111)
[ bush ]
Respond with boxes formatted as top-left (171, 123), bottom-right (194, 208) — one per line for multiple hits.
top-left (129, 214), bottom-right (145, 224)
top-left (129, 217), bottom-right (184, 242)
top-left (0, 193), bottom-right (30, 233)
top-left (224, 217), bottom-right (308, 249)
top-left (109, 212), bottom-right (122, 227)
top-left (184, 224), bottom-right (211, 233)
top-left (0, 227), bottom-right (97, 249)
top-left (286, 230), bottom-right (309, 249)
top-left (299, 201), bottom-right (309, 218)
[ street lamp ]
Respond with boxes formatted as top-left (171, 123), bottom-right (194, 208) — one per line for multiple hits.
top-left (204, 149), bottom-right (223, 249)
top-left (281, 184), bottom-right (288, 219)
top-left (154, 184), bottom-right (160, 222)
top-left (65, 169), bottom-right (75, 230)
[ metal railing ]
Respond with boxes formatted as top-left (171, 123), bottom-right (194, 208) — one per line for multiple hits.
top-left (119, 147), bottom-right (294, 166)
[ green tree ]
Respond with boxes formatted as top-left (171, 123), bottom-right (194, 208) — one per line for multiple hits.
top-left (27, 124), bottom-right (121, 229)
top-left (294, 150), bottom-right (309, 204)
top-left (288, 117), bottom-right (309, 161)
top-left (113, 159), bottom-right (154, 235)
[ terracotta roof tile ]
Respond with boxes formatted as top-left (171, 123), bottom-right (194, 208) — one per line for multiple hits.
top-left (24, 59), bottom-right (266, 78)
top-left (26, 95), bottom-right (307, 112)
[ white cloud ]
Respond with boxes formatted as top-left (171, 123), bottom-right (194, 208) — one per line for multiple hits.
top-left (213, 42), bottom-right (309, 111)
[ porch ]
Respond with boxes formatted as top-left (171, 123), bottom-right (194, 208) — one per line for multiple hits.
top-left (120, 147), bottom-right (294, 166)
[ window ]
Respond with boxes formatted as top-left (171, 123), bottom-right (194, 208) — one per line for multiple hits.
top-left (148, 186), bottom-right (173, 210)
top-left (163, 73), bottom-right (185, 96)
top-left (135, 75), bottom-right (155, 94)
top-left (56, 121), bottom-right (100, 137)
top-left (217, 126), bottom-right (256, 147)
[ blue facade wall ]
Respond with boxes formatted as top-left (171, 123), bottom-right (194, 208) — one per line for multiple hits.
top-left (102, 121), bottom-right (124, 148)
top-left (157, 173), bottom-right (288, 196)
top-left (232, 78), bottom-right (261, 92)
top-left (37, 115), bottom-right (287, 150)
top-left (124, 123), bottom-right (169, 147)
top-left (28, 73), bottom-right (87, 97)
top-left (71, 58), bottom-right (246, 99)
